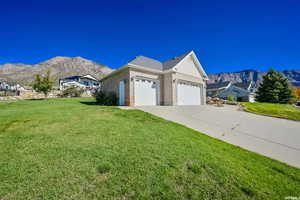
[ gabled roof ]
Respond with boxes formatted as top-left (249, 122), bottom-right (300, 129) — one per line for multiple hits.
top-left (233, 81), bottom-right (252, 91)
top-left (206, 81), bottom-right (231, 90)
top-left (102, 50), bottom-right (208, 80)
top-left (162, 52), bottom-right (190, 70)
top-left (129, 56), bottom-right (163, 71)
top-left (61, 74), bottom-right (98, 81)
top-left (62, 75), bottom-right (81, 80)
top-left (81, 74), bottom-right (98, 81)
top-left (218, 85), bottom-right (250, 98)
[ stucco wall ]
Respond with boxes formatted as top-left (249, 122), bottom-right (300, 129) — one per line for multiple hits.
top-left (101, 65), bottom-right (206, 106)
top-left (163, 72), bottom-right (174, 105)
top-left (101, 68), bottom-right (130, 105)
top-left (175, 55), bottom-right (202, 77)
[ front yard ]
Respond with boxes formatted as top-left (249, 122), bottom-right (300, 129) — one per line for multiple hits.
top-left (242, 102), bottom-right (300, 121)
top-left (0, 98), bottom-right (300, 199)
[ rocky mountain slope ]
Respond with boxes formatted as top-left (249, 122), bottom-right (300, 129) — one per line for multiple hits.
top-left (0, 56), bottom-right (113, 86)
top-left (208, 69), bottom-right (300, 87)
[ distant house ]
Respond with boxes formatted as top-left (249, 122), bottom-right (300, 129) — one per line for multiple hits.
top-left (0, 82), bottom-right (25, 91)
top-left (206, 81), bottom-right (232, 97)
top-left (0, 81), bottom-right (25, 96)
top-left (207, 81), bottom-right (256, 102)
top-left (59, 75), bottom-right (100, 90)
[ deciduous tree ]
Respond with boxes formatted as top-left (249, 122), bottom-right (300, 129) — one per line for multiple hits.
top-left (32, 70), bottom-right (53, 98)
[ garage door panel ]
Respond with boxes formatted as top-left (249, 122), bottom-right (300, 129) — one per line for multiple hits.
top-left (177, 82), bottom-right (201, 105)
top-left (135, 79), bottom-right (158, 106)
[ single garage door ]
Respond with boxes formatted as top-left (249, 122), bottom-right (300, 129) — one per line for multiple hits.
top-left (135, 79), bottom-right (159, 106)
top-left (177, 82), bottom-right (201, 105)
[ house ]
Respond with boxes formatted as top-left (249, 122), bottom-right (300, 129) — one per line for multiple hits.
top-left (206, 81), bottom-right (232, 97)
top-left (100, 51), bottom-right (208, 106)
top-left (0, 81), bottom-right (25, 92)
top-left (206, 81), bottom-right (256, 102)
top-left (0, 81), bottom-right (25, 96)
top-left (59, 74), bottom-right (100, 90)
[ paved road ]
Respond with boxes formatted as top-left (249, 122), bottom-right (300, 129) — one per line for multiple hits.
top-left (137, 105), bottom-right (300, 168)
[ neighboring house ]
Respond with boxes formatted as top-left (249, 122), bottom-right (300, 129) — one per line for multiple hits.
top-left (0, 81), bottom-right (25, 96)
top-left (207, 81), bottom-right (256, 102)
top-left (59, 74), bottom-right (100, 90)
top-left (206, 81), bottom-right (232, 97)
top-left (101, 51), bottom-right (208, 106)
top-left (0, 82), bottom-right (25, 91)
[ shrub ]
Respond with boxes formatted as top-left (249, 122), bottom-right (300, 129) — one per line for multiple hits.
top-left (94, 90), bottom-right (118, 106)
top-left (61, 86), bottom-right (84, 97)
top-left (227, 95), bottom-right (236, 102)
top-left (291, 87), bottom-right (300, 101)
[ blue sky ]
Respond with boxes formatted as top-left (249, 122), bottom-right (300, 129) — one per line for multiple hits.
top-left (0, 0), bottom-right (299, 74)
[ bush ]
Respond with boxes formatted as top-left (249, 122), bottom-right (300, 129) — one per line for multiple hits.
top-left (227, 95), bottom-right (236, 102)
top-left (61, 86), bottom-right (84, 97)
top-left (94, 90), bottom-right (118, 106)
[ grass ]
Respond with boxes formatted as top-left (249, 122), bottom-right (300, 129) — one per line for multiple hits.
top-left (0, 98), bottom-right (300, 199)
top-left (242, 102), bottom-right (300, 121)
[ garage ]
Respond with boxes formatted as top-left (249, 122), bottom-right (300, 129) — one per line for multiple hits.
top-left (134, 79), bottom-right (159, 106)
top-left (177, 81), bottom-right (201, 105)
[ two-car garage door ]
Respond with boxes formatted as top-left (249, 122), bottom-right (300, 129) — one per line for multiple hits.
top-left (134, 78), bottom-right (201, 106)
top-left (177, 82), bottom-right (201, 105)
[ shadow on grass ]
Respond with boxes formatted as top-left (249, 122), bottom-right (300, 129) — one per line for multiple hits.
top-left (80, 101), bottom-right (99, 106)
top-left (25, 98), bottom-right (46, 101)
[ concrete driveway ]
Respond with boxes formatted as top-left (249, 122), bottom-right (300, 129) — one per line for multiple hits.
top-left (137, 105), bottom-right (300, 168)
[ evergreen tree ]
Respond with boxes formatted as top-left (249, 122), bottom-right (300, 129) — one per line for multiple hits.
top-left (255, 69), bottom-right (294, 104)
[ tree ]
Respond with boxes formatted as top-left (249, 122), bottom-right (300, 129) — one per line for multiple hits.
top-left (291, 87), bottom-right (300, 101)
top-left (255, 69), bottom-right (294, 104)
top-left (32, 70), bottom-right (53, 98)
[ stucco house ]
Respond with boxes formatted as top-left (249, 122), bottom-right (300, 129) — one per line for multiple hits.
top-left (59, 74), bottom-right (100, 90)
top-left (207, 81), bottom-right (256, 102)
top-left (100, 51), bottom-right (208, 106)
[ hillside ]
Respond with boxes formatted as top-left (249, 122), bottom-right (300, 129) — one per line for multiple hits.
top-left (0, 56), bottom-right (113, 86)
top-left (208, 69), bottom-right (300, 87)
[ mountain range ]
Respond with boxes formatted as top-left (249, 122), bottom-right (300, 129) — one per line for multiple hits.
top-left (207, 69), bottom-right (300, 87)
top-left (1, 57), bottom-right (300, 88)
top-left (0, 56), bottom-right (113, 86)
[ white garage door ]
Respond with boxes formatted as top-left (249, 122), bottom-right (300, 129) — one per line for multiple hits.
top-left (177, 82), bottom-right (201, 105)
top-left (135, 79), bottom-right (159, 106)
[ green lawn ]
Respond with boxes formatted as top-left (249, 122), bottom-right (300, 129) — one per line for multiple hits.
top-left (242, 102), bottom-right (300, 121)
top-left (0, 98), bottom-right (300, 200)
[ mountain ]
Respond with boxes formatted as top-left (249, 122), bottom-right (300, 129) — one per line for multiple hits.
top-left (207, 69), bottom-right (300, 87)
top-left (0, 56), bottom-right (113, 86)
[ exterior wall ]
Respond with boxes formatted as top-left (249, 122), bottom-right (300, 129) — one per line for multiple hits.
top-left (101, 68), bottom-right (131, 105)
top-left (101, 66), bottom-right (207, 106)
top-left (162, 72), bottom-right (174, 105)
top-left (175, 55), bottom-right (202, 77)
